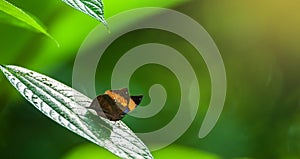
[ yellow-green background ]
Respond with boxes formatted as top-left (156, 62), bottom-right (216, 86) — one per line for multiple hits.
top-left (0, 0), bottom-right (299, 158)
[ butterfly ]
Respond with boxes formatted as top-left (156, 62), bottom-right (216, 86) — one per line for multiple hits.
top-left (88, 88), bottom-right (143, 121)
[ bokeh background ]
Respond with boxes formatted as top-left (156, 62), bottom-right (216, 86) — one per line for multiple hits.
top-left (0, 0), bottom-right (299, 158)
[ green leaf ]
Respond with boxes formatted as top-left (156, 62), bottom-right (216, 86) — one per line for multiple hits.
top-left (62, 0), bottom-right (107, 25)
top-left (0, 0), bottom-right (53, 39)
top-left (28, 0), bottom-right (190, 70)
top-left (0, 65), bottom-right (153, 159)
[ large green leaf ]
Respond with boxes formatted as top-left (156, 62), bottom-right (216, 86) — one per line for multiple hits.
top-left (62, 0), bottom-right (106, 25)
top-left (0, 65), bottom-right (153, 159)
top-left (0, 0), bottom-right (52, 39)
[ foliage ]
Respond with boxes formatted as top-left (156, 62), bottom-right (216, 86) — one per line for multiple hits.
top-left (0, 0), bottom-right (300, 159)
top-left (0, 0), bottom-right (52, 38)
top-left (0, 65), bottom-right (153, 158)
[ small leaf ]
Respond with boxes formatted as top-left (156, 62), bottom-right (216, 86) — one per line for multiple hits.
top-left (62, 0), bottom-right (107, 26)
top-left (0, 0), bottom-right (54, 40)
top-left (0, 65), bottom-right (153, 159)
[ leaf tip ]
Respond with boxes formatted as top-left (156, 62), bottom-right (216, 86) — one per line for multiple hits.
top-left (0, 65), bottom-right (7, 75)
top-left (0, 64), bottom-right (5, 70)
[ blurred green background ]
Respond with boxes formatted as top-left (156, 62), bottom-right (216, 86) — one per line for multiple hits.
top-left (0, 0), bottom-right (299, 158)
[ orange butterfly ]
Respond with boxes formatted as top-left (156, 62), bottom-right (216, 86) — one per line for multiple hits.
top-left (89, 88), bottom-right (142, 121)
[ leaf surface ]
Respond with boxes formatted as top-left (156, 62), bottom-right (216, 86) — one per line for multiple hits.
top-left (0, 65), bottom-right (153, 159)
top-left (62, 0), bottom-right (107, 25)
top-left (0, 0), bottom-right (53, 39)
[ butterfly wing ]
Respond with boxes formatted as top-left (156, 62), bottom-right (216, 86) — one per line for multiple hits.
top-left (128, 95), bottom-right (143, 111)
top-left (89, 94), bottom-right (125, 121)
top-left (89, 88), bottom-right (143, 121)
top-left (130, 95), bottom-right (143, 105)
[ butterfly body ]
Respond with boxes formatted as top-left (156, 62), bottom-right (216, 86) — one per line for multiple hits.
top-left (89, 88), bottom-right (142, 121)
